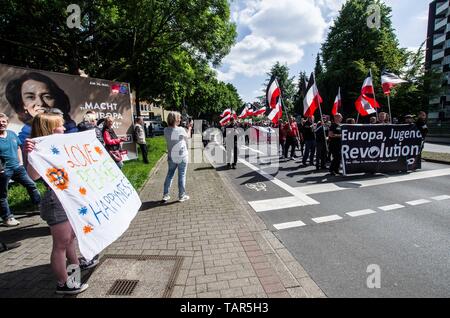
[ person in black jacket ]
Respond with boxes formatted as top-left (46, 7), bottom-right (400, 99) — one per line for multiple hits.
top-left (328, 113), bottom-right (343, 175)
top-left (315, 121), bottom-right (328, 170)
top-left (224, 118), bottom-right (239, 169)
top-left (416, 111), bottom-right (428, 140)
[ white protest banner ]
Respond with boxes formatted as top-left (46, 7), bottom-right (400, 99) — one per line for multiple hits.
top-left (28, 130), bottom-right (141, 260)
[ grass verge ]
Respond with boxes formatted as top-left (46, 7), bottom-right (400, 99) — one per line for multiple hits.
top-left (422, 151), bottom-right (450, 164)
top-left (8, 137), bottom-right (166, 214)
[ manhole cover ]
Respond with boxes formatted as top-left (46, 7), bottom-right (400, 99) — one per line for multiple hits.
top-left (78, 255), bottom-right (183, 298)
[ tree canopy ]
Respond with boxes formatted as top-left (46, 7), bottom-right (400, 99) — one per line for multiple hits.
top-left (319, 0), bottom-right (410, 119)
top-left (0, 0), bottom-right (240, 117)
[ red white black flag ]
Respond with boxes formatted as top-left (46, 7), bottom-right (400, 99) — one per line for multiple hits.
top-left (266, 76), bottom-right (281, 109)
top-left (220, 108), bottom-right (231, 118)
top-left (332, 87), bottom-right (341, 116)
top-left (238, 104), bottom-right (252, 119)
top-left (355, 72), bottom-right (379, 116)
top-left (381, 70), bottom-right (407, 95)
top-left (303, 73), bottom-right (322, 117)
top-left (360, 71), bottom-right (379, 108)
top-left (266, 77), bottom-right (283, 124)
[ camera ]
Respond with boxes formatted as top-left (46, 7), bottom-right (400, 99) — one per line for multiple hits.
top-left (180, 114), bottom-right (192, 128)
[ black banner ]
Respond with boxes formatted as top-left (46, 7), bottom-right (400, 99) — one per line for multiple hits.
top-left (341, 124), bottom-right (423, 175)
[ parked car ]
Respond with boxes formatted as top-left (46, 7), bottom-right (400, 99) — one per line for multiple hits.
top-left (145, 121), bottom-right (164, 136)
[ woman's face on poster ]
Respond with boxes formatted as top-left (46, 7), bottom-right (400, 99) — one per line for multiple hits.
top-left (21, 79), bottom-right (55, 117)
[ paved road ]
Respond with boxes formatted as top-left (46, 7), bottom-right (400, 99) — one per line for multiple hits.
top-left (210, 145), bottom-right (450, 297)
top-left (424, 142), bottom-right (450, 154)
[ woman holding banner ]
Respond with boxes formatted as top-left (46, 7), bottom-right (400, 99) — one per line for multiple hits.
top-left (25, 113), bottom-right (97, 295)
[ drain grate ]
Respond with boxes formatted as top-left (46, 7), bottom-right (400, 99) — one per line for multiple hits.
top-left (107, 279), bottom-right (139, 296)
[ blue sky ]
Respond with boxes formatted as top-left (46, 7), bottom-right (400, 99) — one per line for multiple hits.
top-left (216, 0), bottom-right (430, 103)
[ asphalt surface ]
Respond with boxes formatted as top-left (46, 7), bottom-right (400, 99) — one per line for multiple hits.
top-left (211, 145), bottom-right (450, 298)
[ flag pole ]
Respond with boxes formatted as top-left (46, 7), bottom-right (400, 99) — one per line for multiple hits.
top-left (277, 78), bottom-right (301, 149)
top-left (370, 69), bottom-right (379, 119)
top-left (314, 73), bottom-right (329, 154)
top-left (387, 94), bottom-right (392, 124)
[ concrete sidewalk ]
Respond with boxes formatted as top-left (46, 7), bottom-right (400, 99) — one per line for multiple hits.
top-left (0, 155), bottom-right (325, 298)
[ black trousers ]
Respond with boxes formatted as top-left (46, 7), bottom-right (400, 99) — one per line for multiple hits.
top-left (284, 136), bottom-right (297, 159)
top-left (227, 144), bottom-right (238, 165)
top-left (139, 143), bottom-right (149, 163)
top-left (316, 142), bottom-right (327, 169)
top-left (329, 146), bottom-right (341, 173)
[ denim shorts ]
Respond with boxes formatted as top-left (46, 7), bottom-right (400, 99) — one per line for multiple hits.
top-left (40, 190), bottom-right (68, 226)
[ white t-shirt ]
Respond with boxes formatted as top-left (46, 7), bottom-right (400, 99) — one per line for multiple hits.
top-left (164, 126), bottom-right (188, 162)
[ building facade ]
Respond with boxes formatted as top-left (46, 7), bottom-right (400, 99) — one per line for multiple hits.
top-left (426, 0), bottom-right (450, 140)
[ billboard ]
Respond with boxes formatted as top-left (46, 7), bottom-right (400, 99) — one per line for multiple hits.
top-left (0, 63), bottom-right (137, 160)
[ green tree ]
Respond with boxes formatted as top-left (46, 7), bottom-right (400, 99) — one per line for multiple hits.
top-left (293, 71), bottom-right (308, 115)
top-left (314, 54), bottom-right (323, 78)
top-left (0, 0), bottom-right (237, 117)
top-left (320, 0), bottom-right (407, 118)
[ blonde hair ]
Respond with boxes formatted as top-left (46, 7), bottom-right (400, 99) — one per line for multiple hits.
top-left (167, 111), bottom-right (181, 126)
top-left (83, 112), bottom-right (97, 123)
top-left (0, 113), bottom-right (8, 122)
top-left (31, 113), bottom-right (65, 137)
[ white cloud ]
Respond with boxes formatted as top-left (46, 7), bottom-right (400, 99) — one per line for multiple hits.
top-left (218, 0), bottom-right (329, 81)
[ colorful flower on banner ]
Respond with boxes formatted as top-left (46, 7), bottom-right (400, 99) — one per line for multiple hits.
top-left (94, 146), bottom-right (103, 156)
top-left (50, 146), bottom-right (60, 155)
top-left (83, 225), bottom-right (94, 234)
top-left (78, 206), bottom-right (88, 216)
top-left (79, 187), bottom-right (87, 195)
top-left (46, 167), bottom-right (69, 190)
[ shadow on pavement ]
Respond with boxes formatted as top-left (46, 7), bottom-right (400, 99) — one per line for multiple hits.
top-left (0, 224), bottom-right (50, 243)
top-left (139, 200), bottom-right (179, 211)
top-left (0, 264), bottom-right (56, 298)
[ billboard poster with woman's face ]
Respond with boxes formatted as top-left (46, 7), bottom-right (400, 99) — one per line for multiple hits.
top-left (0, 63), bottom-right (137, 160)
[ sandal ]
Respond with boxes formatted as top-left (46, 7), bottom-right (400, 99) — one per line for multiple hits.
top-left (0, 241), bottom-right (22, 253)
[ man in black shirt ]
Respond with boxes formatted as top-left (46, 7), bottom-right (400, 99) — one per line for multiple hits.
top-left (302, 116), bottom-right (316, 166)
top-left (328, 113), bottom-right (343, 175)
top-left (416, 111), bottom-right (428, 140)
top-left (315, 121), bottom-right (328, 170)
top-left (224, 118), bottom-right (239, 169)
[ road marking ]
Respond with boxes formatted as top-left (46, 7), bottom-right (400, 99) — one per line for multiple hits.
top-left (249, 196), bottom-right (315, 212)
top-left (239, 158), bottom-right (319, 212)
top-left (346, 209), bottom-right (377, 217)
top-left (312, 215), bottom-right (342, 224)
top-left (431, 195), bottom-right (450, 201)
top-left (378, 204), bottom-right (405, 211)
top-left (406, 199), bottom-right (431, 206)
top-left (273, 220), bottom-right (306, 230)
top-left (296, 168), bottom-right (450, 195)
top-left (240, 145), bottom-right (264, 154)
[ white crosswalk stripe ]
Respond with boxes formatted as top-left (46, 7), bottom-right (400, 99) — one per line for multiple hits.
top-left (431, 195), bottom-right (450, 201)
top-left (406, 199), bottom-right (431, 206)
top-left (312, 215), bottom-right (343, 224)
top-left (346, 209), bottom-right (377, 217)
top-left (273, 220), bottom-right (306, 230)
top-left (378, 204), bottom-right (405, 211)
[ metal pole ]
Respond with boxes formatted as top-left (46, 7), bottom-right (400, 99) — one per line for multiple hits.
top-left (370, 69), bottom-right (379, 119)
top-left (387, 94), bottom-right (392, 124)
top-left (313, 73), bottom-right (329, 154)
